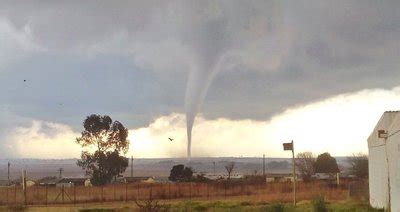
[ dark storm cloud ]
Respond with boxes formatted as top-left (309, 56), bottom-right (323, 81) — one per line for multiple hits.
top-left (1, 0), bottom-right (400, 157)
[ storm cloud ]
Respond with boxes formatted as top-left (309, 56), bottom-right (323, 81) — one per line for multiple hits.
top-left (1, 0), bottom-right (400, 158)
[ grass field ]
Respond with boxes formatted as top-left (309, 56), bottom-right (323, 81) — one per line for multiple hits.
top-left (0, 180), bottom-right (368, 206)
top-left (1, 198), bottom-right (382, 212)
top-left (0, 180), bottom-right (373, 211)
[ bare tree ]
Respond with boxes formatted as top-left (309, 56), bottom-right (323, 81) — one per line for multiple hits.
top-left (225, 162), bottom-right (235, 180)
top-left (347, 153), bottom-right (368, 178)
top-left (295, 152), bottom-right (316, 182)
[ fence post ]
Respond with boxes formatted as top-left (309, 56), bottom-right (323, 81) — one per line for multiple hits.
top-left (14, 185), bottom-right (17, 204)
top-left (137, 184), bottom-right (140, 199)
top-left (168, 183), bottom-right (171, 199)
top-left (149, 184), bottom-right (153, 200)
top-left (101, 186), bottom-right (104, 202)
top-left (88, 186), bottom-right (91, 202)
top-left (224, 184), bottom-right (227, 198)
top-left (207, 184), bottom-right (209, 199)
top-left (45, 184), bottom-right (48, 205)
top-left (189, 183), bottom-right (192, 199)
top-left (113, 184), bottom-right (116, 201)
top-left (62, 185), bottom-right (65, 204)
top-left (74, 185), bottom-right (76, 204)
top-left (125, 183), bottom-right (128, 201)
top-left (6, 187), bottom-right (9, 205)
top-left (215, 183), bottom-right (218, 197)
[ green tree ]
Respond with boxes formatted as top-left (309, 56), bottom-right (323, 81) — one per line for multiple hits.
top-left (314, 152), bottom-right (339, 174)
top-left (347, 153), bottom-right (368, 178)
top-left (76, 114), bottom-right (129, 185)
top-left (168, 164), bottom-right (193, 182)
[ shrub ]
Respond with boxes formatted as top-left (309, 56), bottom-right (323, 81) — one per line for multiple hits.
top-left (7, 205), bottom-right (26, 211)
top-left (271, 203), bottom-right (284, 212)
top-left (240, 201), bottom-right (252, 206)
top-left (312, 195), bottom-right (328, 212)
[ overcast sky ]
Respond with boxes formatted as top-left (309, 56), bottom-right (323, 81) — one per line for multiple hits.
top-left (1, 0), bottom-right (400, 158)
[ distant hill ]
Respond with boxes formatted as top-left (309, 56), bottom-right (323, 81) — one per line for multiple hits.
top-left (0, 157), bottom-right (350, 180)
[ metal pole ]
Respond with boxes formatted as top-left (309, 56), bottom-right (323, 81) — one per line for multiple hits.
top-left (7, 162), bottom-right (10, 184)
top-left (291, 140), bottom-right (296, 207)
top-left (62, 185), bottom-right (65, 204)
top-left (101, 186), bottom-right (104, 201)
top-left (23, 170), bottom-right (27, 206)
top-left (6, 186), bottom-right (8, 205)
top-left (213, 161), bottom-right (216, 175)
top-left (58, 168), bottom-right (63, 179)
top-left (14, 184), bottom-right (16, 204)
top-left (45, 184), bottom-right (48, 205)
top-left (131, 156), bottom-right (134, 177)
top-left (125, 183), bottom-right (128, 201)
top-left (263, 154), bottom-right (265, 176)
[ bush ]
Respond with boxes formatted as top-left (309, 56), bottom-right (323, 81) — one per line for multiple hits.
top-left (7, 205), bottom-right (26, 211)
top-left (271, 203), bottom-right (284, 212)
top-left (240, 201), bottom-right (252, 206)
top-left (312, 195), bottom-right (328, 212)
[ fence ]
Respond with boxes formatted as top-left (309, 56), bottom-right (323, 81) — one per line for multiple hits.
top-left (0, 180), bottom-right (368, 206)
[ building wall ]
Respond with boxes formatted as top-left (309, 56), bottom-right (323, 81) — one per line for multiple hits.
top-left (368, 112), bottom-right (400, 211)
top-left (387, 125), bottom-right (400, 212)
top-left (368, 145), bottom-right (389, 209)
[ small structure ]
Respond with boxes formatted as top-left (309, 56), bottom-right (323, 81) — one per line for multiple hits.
top-left (368, 111), bottom-right (400, 211)
top-left (142, 177), bottom-right (156, 184)
top-left (56, 177), bottom-right (86, 188)
top-left (312, 173), bottom-right (335, 181)
top-left (37, 176), bottom-right (59, 187)
top-left (123, 176), bottom-right (150, 184)
top-left (265, 173), bottom-right (298, 183)
top-left (204, 174), bottom-right (244, 181)
top-left (0, 180), bottom-right (14, 187)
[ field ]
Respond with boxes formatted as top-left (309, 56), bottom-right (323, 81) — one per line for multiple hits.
top-left (0, 180), bottom-right (373, 211)
top-left (0, 198), bottom-right (380, 212)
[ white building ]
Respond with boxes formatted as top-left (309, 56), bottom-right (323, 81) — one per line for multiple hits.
top-left (368, 111), bottom-right (400, 211)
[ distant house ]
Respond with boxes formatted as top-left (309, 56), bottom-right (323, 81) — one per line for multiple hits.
top-left (123, 176), bottom-right (170, 184)
top-left (1, 179), bottom-right (35, 187)
top-left (0, 180), bottom-right (14, 187)
top-left (368, 111), bottom-right (400, 211)
top-left (265, 173), bottom-right (298, 183)
top-left (56, 178), bottom-right (87, 188)
top-left (204, 174), bottom-right (244, 181)
top-left (312, 173), bottom-right (334, 180)
top-left (37, 176), bottom-right (59, 187)
top-left (123, 177), bottom-right (150, 184)
top-left (38, 177), bottom-right (88, 188)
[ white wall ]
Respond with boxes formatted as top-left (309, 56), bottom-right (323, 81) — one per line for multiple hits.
top-left (387, 119), bottom-right (400, 212)
top-left (369, 146), bottom-right (389, 209)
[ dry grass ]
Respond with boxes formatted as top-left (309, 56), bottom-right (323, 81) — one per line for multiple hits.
top-left (0, 180), bottom-right (367, 206)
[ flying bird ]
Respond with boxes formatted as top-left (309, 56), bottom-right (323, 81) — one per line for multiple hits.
top-left (23, 80), bottom-right (26, 82)
top-left (168, 137), bottom-right (174, 141)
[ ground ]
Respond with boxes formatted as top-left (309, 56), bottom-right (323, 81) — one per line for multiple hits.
top-left (0, 197), bottom-right (382, 212)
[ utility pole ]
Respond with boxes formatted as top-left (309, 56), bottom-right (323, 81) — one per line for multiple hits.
top-left (283, 140), bottom-right (296, 207)
top-left (262, 154), bottom-right (265, 176)
top-left (58, 168), bottom-right (63, 179)
top-left (130, 155), bottom-right (134, 177)
top-left (7, 162), bottom-right (10, 184)
top-left (213, 161), bottom-right (216, 175)
top-left (22, 170), bottom-right (27, 206)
